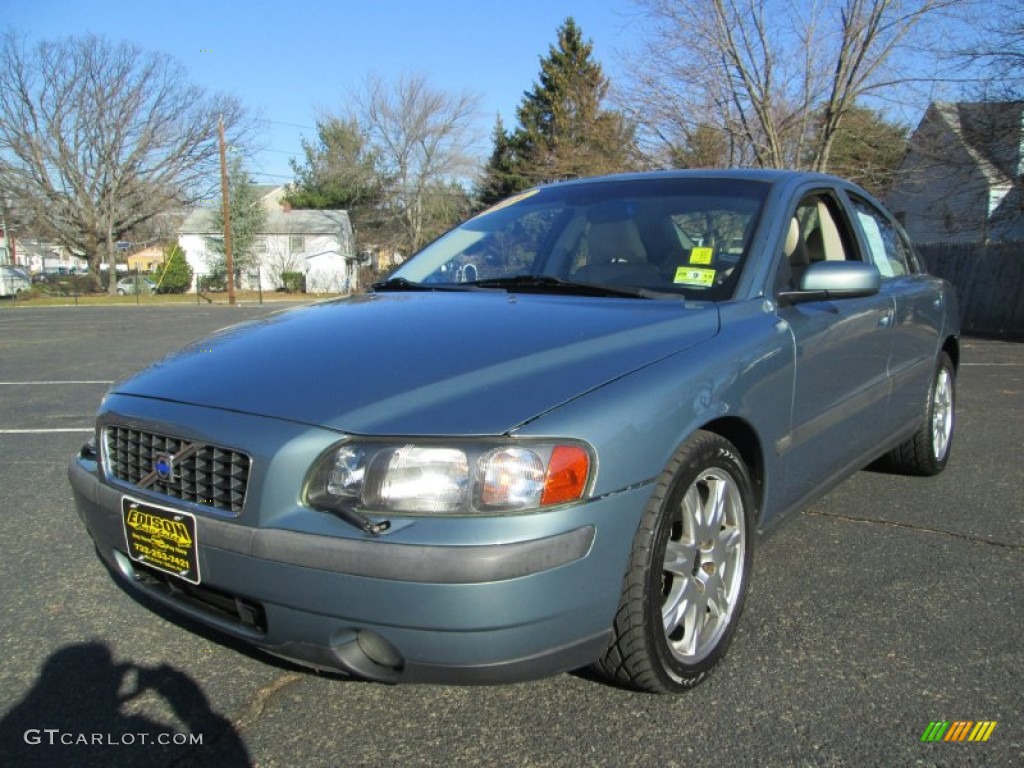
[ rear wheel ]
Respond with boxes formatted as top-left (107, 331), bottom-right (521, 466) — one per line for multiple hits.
top-left (886, 352), bottom-right (955, 476)
top-left (597, 431), bottom-right (755, 693)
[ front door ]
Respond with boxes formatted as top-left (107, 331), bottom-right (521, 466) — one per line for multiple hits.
top-left (773, 192), bottom-right (894, 508)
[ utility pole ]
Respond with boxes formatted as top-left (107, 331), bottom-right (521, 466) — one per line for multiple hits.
top-left (218, 114), bottom-right (236, 305)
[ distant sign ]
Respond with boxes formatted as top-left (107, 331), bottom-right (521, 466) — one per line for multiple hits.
top-left (116, 241), bottom-right (132, 251)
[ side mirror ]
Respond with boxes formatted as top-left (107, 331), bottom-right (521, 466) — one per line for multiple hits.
top-left (778, 261), bottom-right (881, 304)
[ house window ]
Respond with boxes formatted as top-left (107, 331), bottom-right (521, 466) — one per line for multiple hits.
top-left (289, 235), bottom-right (305, 253)
top-left (204, 236), bottom-right (222, 252)
top-left (254, 236), bottom-right (268, 254)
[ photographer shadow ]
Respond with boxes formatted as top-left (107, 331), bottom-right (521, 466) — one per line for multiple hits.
top-left (0, 641), bottom-right (250, 768)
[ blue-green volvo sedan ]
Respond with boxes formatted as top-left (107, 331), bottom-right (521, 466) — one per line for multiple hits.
top-left (70, 171), bottom-right (959, 693)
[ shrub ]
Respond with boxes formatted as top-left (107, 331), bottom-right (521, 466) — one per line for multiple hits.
top-left (155, 245), bottom-right (193, 293)
top-left (198, 272), bottom-right (226, 292)
top-left (280, 271), bottom-right (305, 293)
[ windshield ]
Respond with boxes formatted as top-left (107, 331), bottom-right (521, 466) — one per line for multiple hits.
top-left (389, 177), bottom-right (768, 301)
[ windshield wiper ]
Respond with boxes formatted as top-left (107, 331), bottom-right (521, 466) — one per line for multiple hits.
top-left (371, 277), bottom-right (472, 293)
top-left (469, 274), bottom-right (655, 299)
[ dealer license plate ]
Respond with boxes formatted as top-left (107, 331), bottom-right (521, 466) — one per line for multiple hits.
top-left (121, 497), bottom-right (201, 584)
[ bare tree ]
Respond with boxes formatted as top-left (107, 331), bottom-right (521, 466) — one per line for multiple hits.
top-left (0, 32), bottom-right (248, 292)
top-left (263, 238), bottom-right (303, 290)
top-left (354, 74), bottom-right (480, 254)
top-left (953, 0), bottom-right (1024, 99)
top-left (622, 0), bottom-right (958, 172)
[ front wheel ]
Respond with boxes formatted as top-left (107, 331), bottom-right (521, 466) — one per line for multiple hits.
top-left (596, 431), bottom-right (755, 693)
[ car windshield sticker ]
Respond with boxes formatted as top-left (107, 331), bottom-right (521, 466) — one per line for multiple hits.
top-left (689, 247), bottom-right (713, 265)
top-left (674, 266), bottom-right (716, 287)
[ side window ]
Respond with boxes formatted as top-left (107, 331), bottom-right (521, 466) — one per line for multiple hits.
top-left (850, 197), bottom-right (915, 278)
top-left (775, 193), bottom-right (854, 293)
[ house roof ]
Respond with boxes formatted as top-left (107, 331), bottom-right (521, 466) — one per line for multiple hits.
top-left (13, 239), bottom-right (86, 258)
top-left (927, 101), bottom-right (1024, 186)
top-left (178, 208), bottom-right (352, 237)
top-left (253, 185), bottom-right (284, 200)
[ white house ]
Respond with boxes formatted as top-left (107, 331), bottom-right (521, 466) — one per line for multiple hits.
top-left (177, 188), bottom-right (356, 293)
top-left (11, 239), bottom-right (88, 274)
top-left (887, 101), bottom-right (1024, 243)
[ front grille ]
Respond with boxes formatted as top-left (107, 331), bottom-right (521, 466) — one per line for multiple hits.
top-left (104, 426), bottom-right (251, 515)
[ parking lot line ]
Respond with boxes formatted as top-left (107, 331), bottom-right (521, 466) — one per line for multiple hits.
top-left (0, 380), bottom-right (113, 385)
top-left (0, 428), bottom-right (94, 434)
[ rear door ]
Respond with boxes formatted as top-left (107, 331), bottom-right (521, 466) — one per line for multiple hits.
top-left (846, 193), bottom-right (942, 433)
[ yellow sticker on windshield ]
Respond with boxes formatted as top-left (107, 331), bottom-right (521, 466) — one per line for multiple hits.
top-left (689, 247), bottom-right (713, 265)
top-left (674, 267), bottom-right (716, 287)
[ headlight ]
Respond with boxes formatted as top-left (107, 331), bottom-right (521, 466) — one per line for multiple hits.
top-left (364, 446), bottom-right (468, 513)
top-left (306, 440), bottom-right (592, 516)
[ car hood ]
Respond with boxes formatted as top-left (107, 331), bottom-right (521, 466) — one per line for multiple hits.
top-left (114, 292), bottom-right (719, 435)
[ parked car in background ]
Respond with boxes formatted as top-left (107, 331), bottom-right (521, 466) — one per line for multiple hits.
top-left (0, 265), bottom-right (31, 297)
top-left (70, 170), bottom-right (959, 693)
top-left (116, 276), bottom-right (157, 295)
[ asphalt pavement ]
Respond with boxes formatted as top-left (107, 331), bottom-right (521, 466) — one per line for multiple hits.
top-left (0, 304), bottom-right (1020, 767)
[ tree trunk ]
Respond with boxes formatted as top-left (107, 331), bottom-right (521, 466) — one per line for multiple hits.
top-left (106, 227), bottom-right (118, 296)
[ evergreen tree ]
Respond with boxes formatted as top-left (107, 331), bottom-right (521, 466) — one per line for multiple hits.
top-left (478, 116), bottom-right (530, 207)
top-left (285, 117), bottom-right (384, 217)
top-left (209, 156), bottom-right (266, 277)
top-left (481, 18), bottom-right (638, 200)
top-left (821, 106), bottom-right (908, 198)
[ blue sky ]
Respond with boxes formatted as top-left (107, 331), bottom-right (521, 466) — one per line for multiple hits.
top-left (9, 0), bottom-right (645, 184)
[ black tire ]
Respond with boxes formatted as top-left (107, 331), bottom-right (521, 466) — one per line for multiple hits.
top-left (596, 431), bottom-right (755, 693)
top-left (886, 352), bottom-right (955, 476)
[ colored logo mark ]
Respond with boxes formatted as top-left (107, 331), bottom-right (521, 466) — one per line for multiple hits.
top-left (154, 453), bottom-right (174, 481)
top-left (920, 721), bottom-right (997, 742)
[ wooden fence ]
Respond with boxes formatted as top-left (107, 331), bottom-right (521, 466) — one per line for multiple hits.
top-left (917, 241), bottom-right (1024, 340)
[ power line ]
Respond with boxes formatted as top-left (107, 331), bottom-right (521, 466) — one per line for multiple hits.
top-left (248, 171), bottom-right (294, 180)
top-left (256, 117), bottom-right (494, 155)
top-left (257, 118), bottom-right (318, 131)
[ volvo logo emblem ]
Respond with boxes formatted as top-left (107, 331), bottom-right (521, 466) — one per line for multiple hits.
top-left (154, 453), bottom-right (175, 481)
top-left (137, 441), bottom-right (197, 491)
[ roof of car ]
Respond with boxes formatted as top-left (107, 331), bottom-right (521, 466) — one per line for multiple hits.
top-left (540, 168), bottom-right (845, 188)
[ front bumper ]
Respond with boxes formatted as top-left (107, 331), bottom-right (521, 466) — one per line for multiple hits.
top-left (70, 421), bottom-right (652, 684)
